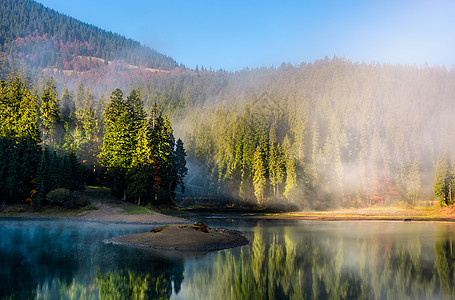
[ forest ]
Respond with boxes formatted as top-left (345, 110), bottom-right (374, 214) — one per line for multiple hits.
top-left (2, 0), bottom-right (455, 210)
top-left (0, 66), bottom-right (187, 208)
top-left (1, 55), bottom-right (455, 210)
top-left (0, 0), bottom-right (179, 71)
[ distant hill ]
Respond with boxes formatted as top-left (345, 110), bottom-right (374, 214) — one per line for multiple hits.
top-left (0, 0), bottom-right (180, 71)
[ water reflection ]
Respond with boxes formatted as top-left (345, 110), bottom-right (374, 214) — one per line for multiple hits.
top-left (0, 219), bottom-right (185, 299)
top-left (178, 222), bottom-right (455, 300)
top-left (2, 219), bottom-right (455, 299)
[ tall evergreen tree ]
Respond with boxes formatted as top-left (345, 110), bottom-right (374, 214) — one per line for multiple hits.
top-left (0, 73), bottom-right (41, 204)
top-left (99, 88), bottom-right (147, 199)
top-left (40, 77), bottom-right (60, 146)
top-left (434, 151), bottom-right (454, 206)
top-left (127, 121), bottom-right (153, 205)
top-left (174, 138), bottom-right (188, 193)
top-left (269, 143), bottom-right (285, 198)
top-left (253, 145), bottom-right (267, 205)
top-left (74, 82), bottom-right (85, 111)
top-left (60, 87), bottom-right (75, 122)
top-left (149, 111), bottom-right (176, 203)
top-left (35, 147), bottom-right (51, 206)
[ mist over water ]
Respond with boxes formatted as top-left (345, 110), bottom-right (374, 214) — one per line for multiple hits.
top-left (2, 218), bottom-right (455, 299)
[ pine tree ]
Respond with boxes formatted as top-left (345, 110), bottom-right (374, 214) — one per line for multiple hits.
top-left (284, 156), bottom-right (298, 202)
top-left (82, 105), bottom-right (98, 140)
top-left (82, 87), bottom-right (95, 110)
top-left (269, 143), bottom-right (285, 198)
top-left (128, 120), bottom-right (153, 204)
top-left (253, 146), bottom-right (267, 205)
top-left (74, 82), bottom-right (85, 111)
top-left (60, 87), bottom-right (75, 122)
top-left (68, 147), bottom-right (84, 191)
top-left (0, 73), bottom-right (40, 204)
top-left (40, 77), bottom-right (60, 146)
top-left (35, 147), bottom-right (51, 206)
top-left (174, 138), bottom-right (188, 193)
top-left (99, 89), bottom-right (146, 199)
top-left (128, 89), bottom-right (147, 130)
top-left (434, 151), bottom-right (454, 206)
top-left (1, 73), bottom-right (40, 141)
top-left (406, 159), bottom-right (421, 205)
top-left (149, 111), bottom-right (175, 203)
top-left (5, 147), bottom-right (21, 202)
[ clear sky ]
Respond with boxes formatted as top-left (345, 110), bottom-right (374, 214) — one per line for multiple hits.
top-left (36, 0), bottom-right (455, 71)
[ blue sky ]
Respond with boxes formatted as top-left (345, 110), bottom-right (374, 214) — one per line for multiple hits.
top-left (36, 0), bottom-right (455, 71)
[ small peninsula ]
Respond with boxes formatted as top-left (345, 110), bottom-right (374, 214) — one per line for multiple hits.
top-left (106, 224), bottom-right (249, 251)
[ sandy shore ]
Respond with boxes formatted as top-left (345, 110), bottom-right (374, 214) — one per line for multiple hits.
top-left (73, 198), bottom-right (190, 225)
top-left (106, 224), bottom-right (249, 251)
top-left (253, 206), bottom-right (455, 222)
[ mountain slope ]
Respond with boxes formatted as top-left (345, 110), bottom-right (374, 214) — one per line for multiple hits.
top-left (0, 0), bottom-right (179, 70)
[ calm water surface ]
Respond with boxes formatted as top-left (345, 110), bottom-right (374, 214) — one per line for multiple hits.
top-left (1, 217), bottom-right (455, 299)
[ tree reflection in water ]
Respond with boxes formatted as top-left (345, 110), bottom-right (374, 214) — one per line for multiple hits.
top-left (3, 220), bottom-right (455, 299)
top-left (96, 262), bottom-right (184, 300)
top-left (0, 220), bottom-right (185, 300)
top-left (180, 223), bottom-right (455, 300)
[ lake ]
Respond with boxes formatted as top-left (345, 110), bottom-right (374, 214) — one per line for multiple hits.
top-left (1, 217), bottom-right (455, 299)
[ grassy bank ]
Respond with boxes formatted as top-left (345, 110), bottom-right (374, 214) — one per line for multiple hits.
top-left (251, 205), bottom-right (455, 222)
top-left (2, 186), bottom-right (455, 222)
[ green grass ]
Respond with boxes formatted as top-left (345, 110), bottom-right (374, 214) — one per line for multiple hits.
top-left (0, 203), bottom-right (97, 218)
top-left (121, 206), bottom-right (151, 215)
top-left (84, 186), bottom-right (115, 200)
top-left (150, 224), bottom-right (172, 233)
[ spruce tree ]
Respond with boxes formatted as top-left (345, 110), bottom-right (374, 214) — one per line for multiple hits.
top-left (269, 143), bottom-right (285, 198)
top-left (284, 156), bottom-right (298, 202)
top-left (99, 89), bottom-right (146, 199)
top-left (127, 120), bottom-right (153, 204)
top-left (5, 147), bottom-right (21, 202)
top-left (74, 82), bottom-right (85, 111)
top-left (40, 78), bottom-right (60, 146)
top-left (0, 73), bottom-right (40, 204)
top-left (149, 111), bottom-right (175, 203)
top-left (68, 147), bottom-right (84, 191)
top-left (174, 138), bottom-right (188, 193)
top-left (82, 105), bottom-right (98, 140)
top-left (35, 147), bottom-right (51, 206)
top-left (434, 151), bottom-right (453, 206)
top-left (60, 87), bottom-right (75, 122)
top-left (253, 146), bottom-right (267, 205)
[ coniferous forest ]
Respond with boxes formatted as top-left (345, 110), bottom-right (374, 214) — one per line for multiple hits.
top-left (1, 0), bottom-right (455, 210)
top-left (0, 68), bottom-right (187, 208)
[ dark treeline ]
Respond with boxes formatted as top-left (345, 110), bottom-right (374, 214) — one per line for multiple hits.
top-left (0, 0), bottom-right (179, 70)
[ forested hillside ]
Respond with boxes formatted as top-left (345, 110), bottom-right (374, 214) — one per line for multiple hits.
top-left (1, 53), bottom-right (454, 209)
top-left (0, 68), bottom-right (187, 207)
top-left (0, 0), bottom-right (179, 71)
top-left (2, 0), bottom-right (455, 209)
top-left (143, 59), bottom-right (455, 209)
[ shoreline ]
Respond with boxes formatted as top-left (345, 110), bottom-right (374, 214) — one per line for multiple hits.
top-left (2, 187), bottom-right (455, 224)
top-left (247, 206), bottom-right (455, 222)
top-left (3, 204), bottom-right (455, 224)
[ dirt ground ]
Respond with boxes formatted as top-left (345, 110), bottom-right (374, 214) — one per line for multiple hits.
top-left (256, 206), bottom-right (455, 222)
top-left (74, 197), bottom-right (189, 225)
top-left (106, 224), bottom-right (249, 251)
